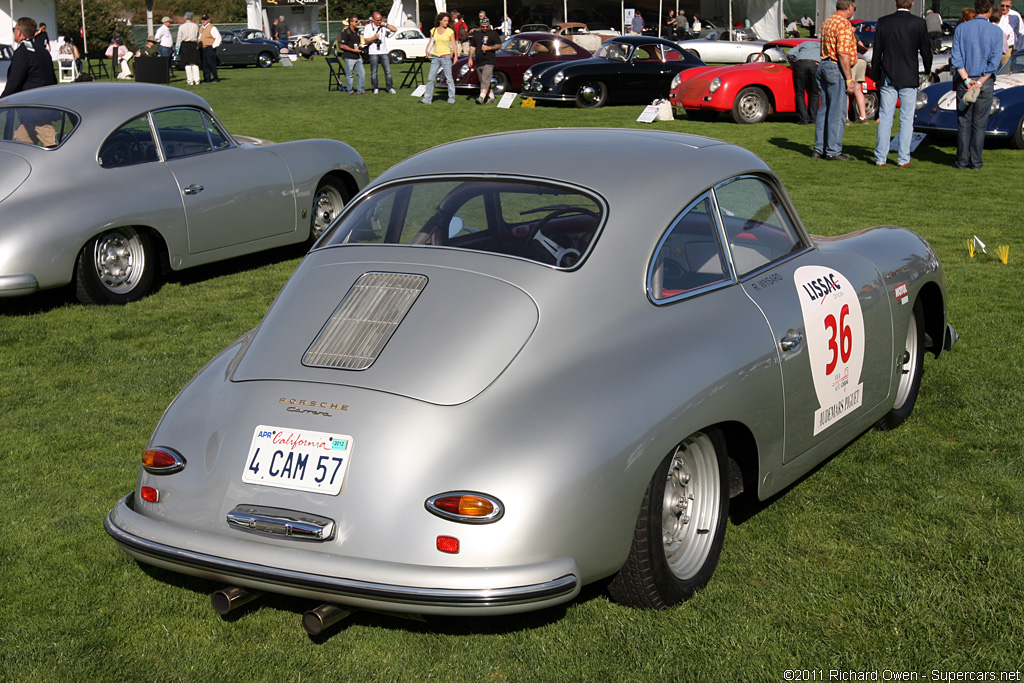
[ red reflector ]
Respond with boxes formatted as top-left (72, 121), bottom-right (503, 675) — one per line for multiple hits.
top-left (436, 535), bottom-right (459, 554)
top-left (140, 486), bottom-right (159, 503)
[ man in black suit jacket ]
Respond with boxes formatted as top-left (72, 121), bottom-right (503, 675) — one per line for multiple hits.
top-left (872, 0), bottom-right (932, 166)
top-left (1, 17), bottom-right (58, 99)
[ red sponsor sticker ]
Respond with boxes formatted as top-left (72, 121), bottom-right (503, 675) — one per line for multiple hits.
top-left (893, 282), bottom-right (908, 304)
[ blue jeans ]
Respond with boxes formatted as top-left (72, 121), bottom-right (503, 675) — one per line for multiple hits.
top-left (368, 53), bottom-right (393, 90)
top-left (422, 54), bottom-right (454, 103)
top-left (955, 78), bottom-right (994, 169)
top-left (813, 60), bottom-right (846, 157)
top-left (875, 83), bottom-right (916, 165)
top-left (158, 46), bottom-right (172, 58)
top-left (343, 56), bottom-right (365, 93)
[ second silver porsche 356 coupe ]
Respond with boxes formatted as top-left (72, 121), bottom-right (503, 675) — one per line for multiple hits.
top-left (0, 83), bottom-right (368, 304)
top-left (106, 129), bottom-right (955, 632)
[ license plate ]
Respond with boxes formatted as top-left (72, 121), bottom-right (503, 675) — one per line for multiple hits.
top-left (242, 425), bottom-right (353, 496)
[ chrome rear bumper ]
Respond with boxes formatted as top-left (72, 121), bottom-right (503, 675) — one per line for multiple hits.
top-left (105, 493), bottom-right (580, 615)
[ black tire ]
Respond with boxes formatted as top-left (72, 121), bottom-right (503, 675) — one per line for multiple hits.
top-left (876, 302), bottom-right (925, 431)
top-left (309, 177), bottom-right (350, 246)
top-left (257, 52), bottom-right (274, 68)
top-left (74, 227), bottom-right (155, 305)
top-left (492, 71), bottom-right (510, 96)
top-left (574, 81), bottom-right (608, 108)
top-left (1012, 114), bottom-right (1024, 150)
top-left (685, 109), bottom-right (719, 121)
top-left (686, 49), bottom-right (700, 60)
top-left (608, 430), bottom-right (729, 609)
top-left (388, 49), bottom-right (405, 64)
top-left (731, 86), bottom-right (769, 124)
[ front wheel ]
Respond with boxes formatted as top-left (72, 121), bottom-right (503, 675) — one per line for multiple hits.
top-left (608, 431), bottom-right (729, 609)
top-left (388, 49), bottom-right (406, 64)
top-left (876, 302), bottom-right (925, 431)
top-left (257, 52), bottom-right (274, 68)
top-left (491, 70), bottom-right (510, 96)
top-left (1012, 114), bottom-right (1024, 150)
top-left (731, 86), bottom-right (769, 124)
top-left (575, 81), bottom-right (608, 108)
top-left (309, 177), bottom-right (350, 245)
top-left (75, 227), bottom-right (155, 305)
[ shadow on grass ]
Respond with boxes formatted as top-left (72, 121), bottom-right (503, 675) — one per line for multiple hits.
top-left (136, 560), bottom-right (604, 641)
top-left (0, 243), bottom-right (307, 317)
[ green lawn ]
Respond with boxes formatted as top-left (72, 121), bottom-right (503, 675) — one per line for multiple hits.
top-left (1, 59), bottom-right (1022, 682)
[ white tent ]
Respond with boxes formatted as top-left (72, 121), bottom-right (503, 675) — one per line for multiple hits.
top-left (2, 0), bottom-right (56, 45)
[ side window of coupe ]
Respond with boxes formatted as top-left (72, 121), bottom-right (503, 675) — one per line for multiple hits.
top-left (713, 176), bottom-right (804, 277)
top-left (649, 195), bottom-right (730, 301)
top-left (153, 107), bottom-right (230, 160)
top-left (1, 106), bottom-right (79, 149)
top-left (530, 40), bottom-right (554, 55)
top-left (98, 114), bottom-right (157, 168)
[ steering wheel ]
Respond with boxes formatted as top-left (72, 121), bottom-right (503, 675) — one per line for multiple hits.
top-left (521, 206), bottom-right (599, 267)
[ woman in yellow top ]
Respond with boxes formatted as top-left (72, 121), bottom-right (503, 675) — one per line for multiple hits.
top-left (421, 13), bottom-right (456, 104)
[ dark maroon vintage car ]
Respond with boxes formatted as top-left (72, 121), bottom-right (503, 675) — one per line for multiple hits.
top-left (437, 32), bottom-right (592, 97)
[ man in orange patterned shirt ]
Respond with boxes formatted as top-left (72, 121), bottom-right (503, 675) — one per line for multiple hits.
top-left (813, 0), bottom-right (859, 160)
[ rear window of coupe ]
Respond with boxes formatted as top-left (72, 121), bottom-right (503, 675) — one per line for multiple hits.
top-left (0, 107), bottom-right (79, 148)
top-left (322, 179), bottom-right (605, 269)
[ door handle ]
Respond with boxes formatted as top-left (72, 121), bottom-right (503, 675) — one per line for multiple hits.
top-left (780, 330), bottom-right (803, 351)
top-left (183, 184), bottom-right (204, 195)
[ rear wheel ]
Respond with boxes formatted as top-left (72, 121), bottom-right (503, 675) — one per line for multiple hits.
top-left (257, 52), bottom-right (274, 68)
top-left (491, 71), bottom-right (510, 96)
top-left (309, 177), bottom-right (350, 245)
top-left (388, 49), bottom-right (406, 64)
top-left (575, 80), bottom-right (608, 108)
top-left (608, 431), bottom-right (729, 609)
top-left (875, 302), bottom-right (925, 430)
top-left (75, 227), bottom-right (155, 305)
top-left (1013, 114), bottom-right (1024, 149)
top-left (731, 86), bottom-right (769, 124)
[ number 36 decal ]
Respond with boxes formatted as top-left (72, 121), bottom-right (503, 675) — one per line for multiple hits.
top-left (795, 266), bottom-right (865, 435)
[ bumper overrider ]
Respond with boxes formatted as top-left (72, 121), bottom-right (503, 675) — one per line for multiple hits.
top-left (105, 492), bottom-right (580, 615)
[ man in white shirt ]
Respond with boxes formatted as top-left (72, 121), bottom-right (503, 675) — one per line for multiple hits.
top-left (363, 11), bottom-right (397, 94)
top-left (199, 13), bottom-right (222, 83)
top-left (155, 17), bottom-right (174, 58)
top-left (998, 0), bottom-right (1023, 62)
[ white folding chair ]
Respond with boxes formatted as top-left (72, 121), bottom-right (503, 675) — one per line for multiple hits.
top-left (58, 57), bottom-right (79, 83)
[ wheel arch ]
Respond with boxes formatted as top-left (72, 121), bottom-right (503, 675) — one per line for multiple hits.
top-left (713, 420), bottom-right (759, 499)
top-left (916, 280), bottom-right (946, 359)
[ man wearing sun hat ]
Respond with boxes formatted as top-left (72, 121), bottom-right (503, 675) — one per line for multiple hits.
top-left (155, 16), bottom-right (174, 58)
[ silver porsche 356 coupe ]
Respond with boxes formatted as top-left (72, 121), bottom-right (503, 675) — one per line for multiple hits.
top-left (106, 129), bottom-right (955, 631)
top-left (0, 83), bottom-right (368, 304)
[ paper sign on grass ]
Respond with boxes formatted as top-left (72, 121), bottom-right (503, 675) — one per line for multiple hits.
top-left (411, 85), bottom-right (426, 97)
top-left (637, 105), bottom-right (660, 123)
top-left (497, 92), bottom-right (518, 109)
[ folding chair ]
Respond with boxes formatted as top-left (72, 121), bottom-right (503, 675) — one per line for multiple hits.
top-left (84, 52), bottom-right (109, 79)
top-left (326, 57), bottom-right (345, 92)
top-left (58, 56), bottom-right (79, 83)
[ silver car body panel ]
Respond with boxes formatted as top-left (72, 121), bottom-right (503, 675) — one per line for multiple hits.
top-left (0, 83), bottom-right (369, 296)
top-left (107, 128), bottom-right (949, 615)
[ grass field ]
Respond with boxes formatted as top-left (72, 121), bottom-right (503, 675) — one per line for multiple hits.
top-left (1, 58), bottom-right (1022, 682)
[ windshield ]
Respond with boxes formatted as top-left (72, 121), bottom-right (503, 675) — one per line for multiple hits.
top-left (502, 37), bottom-right (532, 54)
top-left (322, 178), bottom-right (605, 269)
top-left (0, 107), bottom-right (80, 149)
top-left (595, 41), bottom-right (632, 61)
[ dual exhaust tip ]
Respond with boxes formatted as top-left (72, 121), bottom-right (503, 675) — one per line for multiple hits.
top-left (211, 586), bottom-right (354, 636)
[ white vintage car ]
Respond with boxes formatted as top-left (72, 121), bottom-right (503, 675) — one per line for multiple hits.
top-left (386, 27), bottom-right (429, 63)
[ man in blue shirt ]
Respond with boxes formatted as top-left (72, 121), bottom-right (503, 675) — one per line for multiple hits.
top-left (787, 40), bottom-right (821, 125)
top-left (950, 0), bottom-right (1004, 169)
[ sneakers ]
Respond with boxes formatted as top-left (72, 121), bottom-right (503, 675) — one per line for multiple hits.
top-left (486, 94), bottom-right (495, 103)
top-left (388, 88), bottom-right (397, 94)
top-left (373, 89), bottom-right (379, 94)
top-left (824, 153), bottom-right (855, 161)
top-left (898, 162), bottom-right (914, 168)
top-left (811, 150), bottom-right (823, 159)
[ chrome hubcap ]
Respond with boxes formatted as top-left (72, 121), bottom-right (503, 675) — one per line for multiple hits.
top-left (312, 186), bottom-right (343, 239)
top-left (93, 229), bottom-right (144, 292)
top-left (738, 94), bottom-right (763, 120)
top-left (662, 433), bottom-right (720, 580)
top-left (580, 85), bottom-right (598, 103)
top-left (893, 315), bottom-right (919, 408)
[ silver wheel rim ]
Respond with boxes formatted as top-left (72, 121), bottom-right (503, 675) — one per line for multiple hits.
top-left (312, 184), bottom-right (344, 239)
top-left (662, 433), bottom-right (721, 580)
top-left (893, 314), bottom-right (920, 409)
top-left (258, 53), bottom-right (272, 67)
top-left (737, 91), bottom-right (765, 122)
top-left (93, 228), bottom-right (146, 294)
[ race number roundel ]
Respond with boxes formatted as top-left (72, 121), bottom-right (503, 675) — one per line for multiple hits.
top-left (794, 266), bottom-right (865, 435)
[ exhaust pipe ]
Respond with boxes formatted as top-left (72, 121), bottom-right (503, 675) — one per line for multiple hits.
top-left (302, 603), bottom-right (354, 636)
top-left (211, 586), bottom-right (263, 616)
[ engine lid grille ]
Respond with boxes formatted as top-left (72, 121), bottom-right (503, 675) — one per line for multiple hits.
top-left (302, 271), bottom-right (427, 371)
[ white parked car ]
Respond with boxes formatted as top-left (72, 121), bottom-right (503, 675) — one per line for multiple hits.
top-left (386, 28), bottom-right (429, 63)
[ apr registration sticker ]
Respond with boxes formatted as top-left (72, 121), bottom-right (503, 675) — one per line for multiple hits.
top-left (795, 266), bottom-right (865, 436)
top-left (242, 426), bottom-right (353, 496)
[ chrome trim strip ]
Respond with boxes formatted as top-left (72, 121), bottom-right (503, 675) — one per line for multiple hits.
top-left (105, 505), bottom-right (577, 608)
top-left (0, 274), bottom-right (40, 295)
top-left (227, 504), bottom-right (336, 541)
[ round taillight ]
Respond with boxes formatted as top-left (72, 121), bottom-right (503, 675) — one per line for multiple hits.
top-left (142, 448), bottom-right (186, 474)
top-left (425, 492), bottom-right (504, 524)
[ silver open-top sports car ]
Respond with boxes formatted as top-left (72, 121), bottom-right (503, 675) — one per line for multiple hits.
top-left (0, 83), bottom-right (368, 304)
top-left (106, 129), bottom-right (955, 628)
